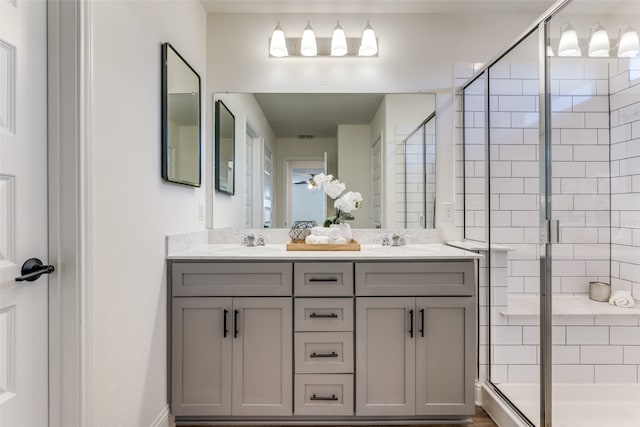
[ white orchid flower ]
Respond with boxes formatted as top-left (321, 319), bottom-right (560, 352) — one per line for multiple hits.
top-left (335, 191), bottom-right (363, 213)
top-left (323, 179), bottom-right (346, 199)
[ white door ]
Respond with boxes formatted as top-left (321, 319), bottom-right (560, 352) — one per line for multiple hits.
top-left (0, 0), bottom-right (49, 426)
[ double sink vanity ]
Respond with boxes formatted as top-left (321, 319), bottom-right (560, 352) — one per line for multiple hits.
top-left (167, 233), bottom-right (481, 424)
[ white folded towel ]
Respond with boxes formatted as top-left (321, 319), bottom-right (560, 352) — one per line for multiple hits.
top-left (305, 235), bottom-right (331, 244)
top-left (334, 237), bottom-right (347, 244)
top-left (310, 226), bottom-right (342, 239)
top-left (609, 290), bottom-right (636, 308)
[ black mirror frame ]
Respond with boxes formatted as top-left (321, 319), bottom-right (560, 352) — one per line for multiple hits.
top-left (215, 100), bottom-right (236, 195)
top-left (161, 42), bottom-right (202, 187)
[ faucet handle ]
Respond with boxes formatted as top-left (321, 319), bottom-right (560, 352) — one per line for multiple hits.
top-left (381, 235), bottom-right (391, 246)
top-left (256, 234), bottom-right (265, 246)
top-left (399, 235), bottom-right (407, 246)
top-left (241, 233), bottom-right (256, 246)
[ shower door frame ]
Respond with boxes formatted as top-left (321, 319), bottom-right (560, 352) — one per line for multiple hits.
top-left (460, 1), bottom-right (574, 426)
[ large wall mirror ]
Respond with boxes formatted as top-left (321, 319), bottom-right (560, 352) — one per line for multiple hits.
top-left (161, 43), bottom-right (201, 187)
top-left (215, 100), bottom-right (236, 195)
top-left (213, 93), bottom-right (435, 229)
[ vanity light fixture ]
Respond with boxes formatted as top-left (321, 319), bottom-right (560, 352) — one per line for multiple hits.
top-left (268, 21), bottom-right (378, 57)
top-left (359, 21), bottom-right (378, 56)
top-left (588, 24), bottom-right (610, 57)
top-left (269, 22), bottom-right (288, 57)
top-left (301, 21), bottom-right (317, 57)
top-left (558, 22), bottom-right (581, 56)
top-left (331, 22), bottom-right (348, 56)
top-left (618, 25), bottom-right (640, 58)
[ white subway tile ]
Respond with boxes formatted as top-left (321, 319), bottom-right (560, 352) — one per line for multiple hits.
top-left (523, 129), bottom-right (538, 145)
top-left (523, 178), bottom-right (539, 193)
top-left (552, 194), bottom-right (574, 210)
top-left (597, 80), bottom-right (609, 96)
top-left (619, 102), bottom-right (640, 125)
top-left (611, 326), bottom-right (640, 345)
top-left (611, 84), bottom-right (640, 111)
top-left (490, 112), bottom-right (512, 128)
top-left (500, 96), bottom-right (537, 112)
top-left (510, 161), bottom-right (539, 177)
top-left (491, 227), bottom-right (524, 244)
top-left (511, 211), bottom-right (539, 227)
top-left (554, 210), bottom-right (585, 226)
top-left (490, 161), bottom-right (511, 177)
top-left (559, 277), bottom-right (588, 293)
top-left (499, 194), bottom-right (538, 210)
top-left (586, 260), bottom-right (610, 276)
top-left (560, 80), bottom-right (597, 96)
top-left (493, 345), bottom-right (537, 364)
top-left (553, 260), bottom-right (586, 276)
top-left (552, 112), bottom-right (585, 129)
top-left (499, 145), bottom-right (537, 161)
top-left (554, 326), bottom-right (567, 344)
top-left (553, 346), bottom-right (581, 364)
top-left (490, 79), bottom-right (523, 95)
top-left (522, 80), bottom-right (538, 96)
top-left (611, 124), bottom-right (633, 145)
top-left (552, 365), bottom-right (594, 383)
top-left (619, 157), bottom-right (640, 176)
top-left (561, 227), bottom-right (599, 243)
top-left (573, 146), bottom-right (609, 161)
top-left (491, 365), bottom-right (508, 383)
top-left (552, 145), bottom-right (574, 161)
top-left (492, 326), bottom-right (523, 344)
top-left (572, 95), bottom-right (609, 113)
top-left (612, 193), bottom-right (640, 211)
top-left (594, 365), bottom-right (638, 383)
top-left (551, 61), bottom-right (585, 79)
top-left (611, 176), bottom-right (632, 194)
top-left (510, 260), bottom-right (540, 276)
top-left (581, 346), bottom-right (624, 364)
top-left (561, 129), bottom-right (599, 145)
top-left (586, 162), bottom-right (610, 178)
top-left (560, 178), bottom-right (598, 194)
top-left (624, 346), bottom-right (640, 364)
top-left (585, 112), bottom-right (610, 129)
top-left (620, 262), bottom-right (640, 283)
top-left (511, 112), bottom-right (540, 128)
top-left (491, 177), bottom-right (524, 194)
top-left (522, 326), bottom-right (539, 345)
top-left (553, 162), bottom-right (585, 178)
top-left (510, 64), bottom-right (538, 80)
top-left (552, 96), bottom-right (573, 112)
top-left (585, 211), bottom-right (610, 227)
top-left (491, 128), bottom-right (524, 145)
top-left (574, 244), bottom-right (611, 260)
top-left (610, 71), bottom-right (630, 94)
top-left (574, 195), bottom-right (610, 210)
top-left (508, 365), bottom-right (539, 382)
top-left (584, 62), bottom-right (609, 79)
top-left (597, 129), bottom-right (610, 145)
top-left (566, 326), bottom-right (609, 344)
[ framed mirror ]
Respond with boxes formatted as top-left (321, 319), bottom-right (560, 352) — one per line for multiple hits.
top-left (215, 100), bottom-right (235, 195)
top-left (161, 42), bottom-right (201, 187)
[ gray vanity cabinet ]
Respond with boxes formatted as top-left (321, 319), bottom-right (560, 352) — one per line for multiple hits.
top-left (170, 262), bottom-right (293, 417)
top-left (355, 261), bottom-right (475, 417)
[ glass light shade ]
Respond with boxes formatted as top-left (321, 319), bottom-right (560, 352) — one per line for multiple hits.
top-left (619, 26), bottom-right (640, 57)
top-left (558, 22), bottom-right (581, 57)
top-left (359, 22), bottom-right (377, 56)
top-left (331, 22), bottom-right (348, 56)
top-left (588, 25), bottom-right (610, 57)
top-left (547, 45), bottom-right (554, 56)
top-left (269, 23), bottom-right (288, 57)
top-left (301, 22), bottom-right (317, 57)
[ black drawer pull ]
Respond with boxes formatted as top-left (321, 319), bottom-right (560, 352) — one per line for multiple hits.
top-left (310, 351), bottom-right (338, 358)
top-left (223, 309), bottom-right (229, 338)
top-left (234, 309), bottom-right (239, 338)
top-left (409, 309), bottom-right (414, 338)
top-left (309, 277), bottom-right (338, 283)
top-left (420, 308), bottom-right (425, 337)
top-left (310, 394), bottom-right (338, 401)
top-left (309, 312), bottom-right (338, 319)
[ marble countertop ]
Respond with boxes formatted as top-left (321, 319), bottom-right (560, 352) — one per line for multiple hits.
top-left (167, 243), bottom-right (483, 261)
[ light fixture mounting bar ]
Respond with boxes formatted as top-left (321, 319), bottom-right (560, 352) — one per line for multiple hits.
top-left (268, 37), bottom-right (378, 57)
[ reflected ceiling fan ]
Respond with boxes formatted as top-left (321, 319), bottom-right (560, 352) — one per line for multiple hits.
top-left (294, 173), bottom-right (316, 185)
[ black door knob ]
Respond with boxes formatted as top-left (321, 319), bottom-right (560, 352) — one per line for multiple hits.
top-left (15, 258), bottom-right (55, 282)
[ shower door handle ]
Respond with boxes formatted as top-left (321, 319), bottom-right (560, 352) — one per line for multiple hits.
top-left (548, 220), bottom-right (559, 244)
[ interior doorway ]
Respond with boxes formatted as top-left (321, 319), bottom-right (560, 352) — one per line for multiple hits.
top-left (285, 159), bottom-right (325, 227)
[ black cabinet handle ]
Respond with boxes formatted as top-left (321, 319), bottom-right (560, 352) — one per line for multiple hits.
top-left (223, 309), bottom-right (229, 338)
top-left (420, 308), bottom-right (425, 337)
top-left (309, 277), bottom-right (338, 283)
top-left (309, 312), bottom-right (338, 319)
top-left (310, 351), bottom-right (338, 358)
top-left (233, 309), bottom-right (239, 338)
top-left (310, 394), bottom-right (338, 401)
top-left (409, 309), bottom-right (414, 338)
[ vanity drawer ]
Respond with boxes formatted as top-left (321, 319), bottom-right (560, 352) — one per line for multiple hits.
top-left (171, 262), bottom-right (292, 296)
top-left (355, 261), bottom-right (475, 296)
top-left (294, 262), bottom-right (354, 296)
top-left (295, 332), bottom-right (353, 374)
top-left (294, 374), bottom-right (354, 416)
top-left (295, 298), bottom-right (353, 332)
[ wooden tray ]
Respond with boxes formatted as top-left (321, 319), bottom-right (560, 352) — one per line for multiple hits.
top-left (286, 239), bottom-right (361, 251)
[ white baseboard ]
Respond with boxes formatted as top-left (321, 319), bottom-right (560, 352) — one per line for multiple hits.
top-left (475, 380), bottom-right (483, 406)
top-left (480, 384), bottom-right (529, 427)
top-left (150, 405), bottom-right (172, 427)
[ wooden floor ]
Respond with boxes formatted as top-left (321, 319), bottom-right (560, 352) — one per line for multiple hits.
top-left (188, 407), bottom-right (499, 427)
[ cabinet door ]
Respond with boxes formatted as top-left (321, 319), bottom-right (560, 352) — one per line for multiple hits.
top-left (232, 297), bottom-right (293, 416)
top-left (415, 297), bottom-right (475, 416)
top-left (355, 297), bottom-right (415, 416)
top-left (172, 298), bottom-right (232, 416)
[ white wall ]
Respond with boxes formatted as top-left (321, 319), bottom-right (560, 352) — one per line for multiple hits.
top-left (337, 124), bottom-right (372, 228)
top-left (210, 93), bottom-right (277, 228)
top-left (91, 0), bottom-right (207, 425)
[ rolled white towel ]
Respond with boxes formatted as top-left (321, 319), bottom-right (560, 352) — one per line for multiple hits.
top-left (609, 290), bottom-right (636, 308)
top-left (310, 226), bottom-right (342, 239)
top-left (334, 237), bottom-right (347, 244)
top-left (305, 235), bottom-right (331, 244)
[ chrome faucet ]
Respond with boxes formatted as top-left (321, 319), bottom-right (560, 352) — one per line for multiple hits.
top-left (382, 233), bottom-right (406, 247)
top-left (241, 233), bottom-right (265, 247)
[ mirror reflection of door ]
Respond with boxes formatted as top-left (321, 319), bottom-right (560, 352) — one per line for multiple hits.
top-left (245, 129), bottom-right (253, 227)
top-left (286, 160), bottom-right (325, 227)
top-left (263, 146), bottom-right (273, 228)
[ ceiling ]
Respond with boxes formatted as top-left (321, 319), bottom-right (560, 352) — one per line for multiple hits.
top-left (253, 93), bottom-right (385, 138)
top-left (201, 0), bottom-right (558, 14)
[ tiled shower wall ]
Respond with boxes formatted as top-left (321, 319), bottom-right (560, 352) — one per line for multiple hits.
top-left (396, 127), bottom-right (436, 228)
top-left (456, 57), bottom-right (640, 384)
top-left (610, 57), bottom-right (640, 301)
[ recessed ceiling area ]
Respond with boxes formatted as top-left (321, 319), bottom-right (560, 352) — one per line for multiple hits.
top-left (201, 0), bottom-right (558, 14)
top-left (253, 93), bottom-right (385, 138)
